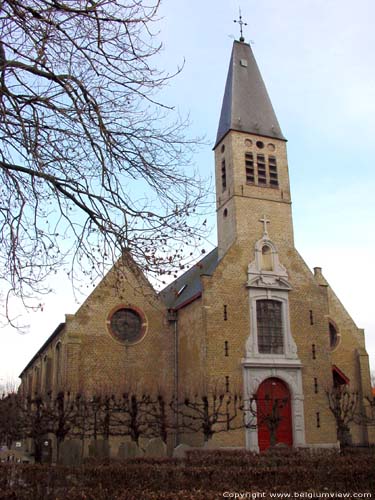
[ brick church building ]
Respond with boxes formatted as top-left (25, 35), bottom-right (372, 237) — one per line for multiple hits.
top-left (19, 37), bottom-right (375, 452)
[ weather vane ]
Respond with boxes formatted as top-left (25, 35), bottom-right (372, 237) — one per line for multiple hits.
top-left (234, 8), bottom-right (247, 42)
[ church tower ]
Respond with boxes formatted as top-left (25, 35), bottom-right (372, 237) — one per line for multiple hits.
top-left (214, 40), bottom-right (293, 259)
top-left (209, 34), bottom-right (374, 451)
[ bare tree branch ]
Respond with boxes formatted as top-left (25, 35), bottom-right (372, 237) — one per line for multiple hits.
top-left (0, 0), bottom-right (210, 322)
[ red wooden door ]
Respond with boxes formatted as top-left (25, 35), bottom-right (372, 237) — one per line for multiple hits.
top-left (256, 377), bottom-right (292, 451)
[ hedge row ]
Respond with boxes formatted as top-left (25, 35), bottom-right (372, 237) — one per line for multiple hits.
top-left (0, 487), bottom-right (220, 500)
top-left (0, 449), bottom-right (374, 500)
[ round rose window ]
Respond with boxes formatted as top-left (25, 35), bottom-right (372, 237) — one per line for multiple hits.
top-left (108, 307), bottom-right (146, 344)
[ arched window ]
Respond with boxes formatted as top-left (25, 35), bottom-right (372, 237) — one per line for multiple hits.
top-left (257, 300), bottom-right (283, 354)
top-left (27, 373), bottom-right (33, 397)
top-left (261, 245), bottom-right (273, 271)
top-left (55, 342), bottom-right (62, 389)
top-left (34, 366), bottom-right (40, 395)
top-left (43, 355), bottom-right (52, 394)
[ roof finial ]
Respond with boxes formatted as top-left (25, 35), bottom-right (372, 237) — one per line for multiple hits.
top-left (234, 8), bottom-right (247, 42)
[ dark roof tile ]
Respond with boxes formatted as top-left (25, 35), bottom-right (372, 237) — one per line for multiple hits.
top-left (159, 248), bottom-right (218, 309)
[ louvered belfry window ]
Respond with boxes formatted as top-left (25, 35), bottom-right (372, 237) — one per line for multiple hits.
top-left (256, 300), bottom-right (284, 354)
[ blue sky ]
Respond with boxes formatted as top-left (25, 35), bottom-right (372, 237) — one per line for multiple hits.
top-left (1, 0), bottom-right (374, 384)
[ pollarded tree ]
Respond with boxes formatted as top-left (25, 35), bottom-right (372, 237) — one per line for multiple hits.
top-left (171, 390), bottom-right (242, 443)
top-left (326, 385), bottom-right (360, 447)
top-left (0, 0), bottom-right (207, 323)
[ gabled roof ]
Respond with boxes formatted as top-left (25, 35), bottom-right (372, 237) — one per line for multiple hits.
top-left (159, 248), bottom-right (218, 310)
top-left (215, 40), bottom-right (285, 148)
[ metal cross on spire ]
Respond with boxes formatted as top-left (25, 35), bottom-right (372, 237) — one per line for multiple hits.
top-left (234, 8), bottom-right (247, 42)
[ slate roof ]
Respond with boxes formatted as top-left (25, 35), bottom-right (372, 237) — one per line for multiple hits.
top-left (159, 248), bottom-right (219, 310)
top-left (215, 40), bottom-right (285, 148)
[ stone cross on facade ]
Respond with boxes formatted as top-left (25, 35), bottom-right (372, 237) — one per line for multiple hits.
top-left (259, 215), bottom-right (270, 237)
top-left (234, 9), bottom-right (247, 42)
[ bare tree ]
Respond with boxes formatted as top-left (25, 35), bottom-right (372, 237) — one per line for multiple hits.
top-left (326, 385), bottom-right (360, 447)
top-left (47, 391), bottom-right (83, 460)
top-left (171, 390), bottom-right (242, 443)
top-left (143, 393), bottom-right (171, 443)
top-left (0, 0), bottom-right (207, 323)
top-left (116, 392), bottom-right (151, 444)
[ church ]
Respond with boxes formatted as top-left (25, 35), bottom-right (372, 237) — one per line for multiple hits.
top-left (19, 35), bottom-right (375, 453)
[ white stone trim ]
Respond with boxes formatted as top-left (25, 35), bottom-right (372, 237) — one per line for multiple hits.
top-left (242, 365), bottom-right (306, 452)
top-left (242, 229), bottom-right (305, 452)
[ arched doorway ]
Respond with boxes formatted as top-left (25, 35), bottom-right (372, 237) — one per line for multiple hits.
top-left (256, 377), bottom-right (293, 451)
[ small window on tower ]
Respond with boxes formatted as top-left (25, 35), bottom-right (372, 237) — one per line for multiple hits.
top-left (221, 159), bottom-right (227, 192)
top-left (269, 156), bottom-right (279, 187)
top-left (245, 152), bottom-right (254, 183)
top-left (257, 155), bottom-right (267, 185)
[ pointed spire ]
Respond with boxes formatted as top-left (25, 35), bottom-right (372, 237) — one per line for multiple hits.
top-left (215, 41), bottom-right (285, 148)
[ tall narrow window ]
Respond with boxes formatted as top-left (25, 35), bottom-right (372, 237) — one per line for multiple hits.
top-left (256, 300), bottom-right (284, 354)
top-left (314, 378), bottom-right (319, 394)
top-left (223, 304), bottom-right (228, 320)
top-left (224, 341), bottom-right (229, 357)
top-left (268, 156), bottom-right (279, 187)
top-left (28, 374), bottom-right (33, 398)
top-left (257, 154), bottom-right (267, 184)
top-left (225, 376), bottom-right (230, 392)
top-left (34, 367), bottom-right (40, 395)
top-left (221, 159), bottom-right (227, 191)
top-left (245, 152), bottom-right (254, 183)
top-left (316, 412), bottom-right (321, 428)
top-left (44, 356), bottom-right (52, 394)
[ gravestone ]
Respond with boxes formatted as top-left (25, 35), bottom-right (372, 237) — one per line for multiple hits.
top-left (88, 439), bottom-right (110, 459)
top-left (59, 440), bottom-right (82, 466)
top-left (173, 443), bottom-right (191, 459)
top-left (41, 439), bottom-right (52, 464)
top-left (118, 441), bottom-right (143, 459)
top-left (144, 437), bottom-right (167, 458)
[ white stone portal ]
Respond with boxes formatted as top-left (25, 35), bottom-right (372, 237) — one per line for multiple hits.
top-left (242, 363), bottom-right (306, 452)
top-left (242, 229), bottom-right (306, 451)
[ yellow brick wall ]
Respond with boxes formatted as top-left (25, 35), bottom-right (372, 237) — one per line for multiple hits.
top-left (64, 262), bottom-right (174, 397)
